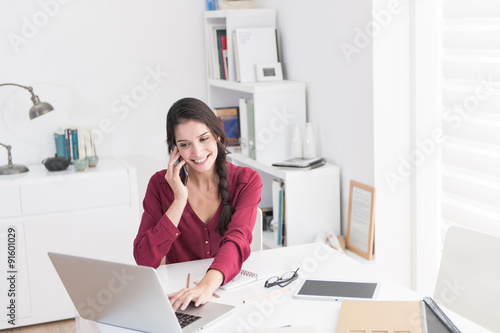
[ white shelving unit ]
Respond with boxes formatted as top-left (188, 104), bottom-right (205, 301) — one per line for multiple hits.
top-left (204, 9), bottom-right (340, 249)
top-left (204, 8), bottom-right (276, 82)
top-left (228, 152), bottom-right (340, 249)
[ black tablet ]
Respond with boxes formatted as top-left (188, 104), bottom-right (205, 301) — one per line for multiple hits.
top-left (293, 279), bottom-right (380, 301)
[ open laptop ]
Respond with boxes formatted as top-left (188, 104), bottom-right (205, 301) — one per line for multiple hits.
top-left (48, 252), bottom-right (235, 333)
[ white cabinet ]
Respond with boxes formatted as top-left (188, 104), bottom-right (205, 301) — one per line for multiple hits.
top-left (0, 158), bottom-right (139, 329)
top-left (228, 153), bottom-right (340, 249)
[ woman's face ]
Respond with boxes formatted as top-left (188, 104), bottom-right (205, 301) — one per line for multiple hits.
top-left (174, 120), bottom-right (219, 175)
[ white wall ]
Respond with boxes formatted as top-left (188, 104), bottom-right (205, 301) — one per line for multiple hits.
top-left (256, 0), bottom-right (375, 236)
top-left (1, 0), bottom-right (207, 203)
top-left (372, 0), bottom-right (412, 287)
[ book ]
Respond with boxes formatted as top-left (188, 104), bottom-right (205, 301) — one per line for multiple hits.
top-left (246, 98), bottom-right (255, 159)
top-left (206, 0), bottom-right (217, 10)
top-left (215, 107), bottom-right (240, 146)
top-left (233, 31), bottom-right (241, 82)
top-left (64, 129), bottom-right (71, 159)
top-left (277, 183), bottom-right (285, 246)
top-left (216, 29), bottom-right (227, 79)
top-left (233, 27), bottom-right (279, 82)
top-left (54, 131), bottom-right (66, 158)
top-left (71, 129), bottom-right (79, 160)
top-left (238, 98), bottom-right (255, 158)
top-left (209, 25), bottom-right (225, 79)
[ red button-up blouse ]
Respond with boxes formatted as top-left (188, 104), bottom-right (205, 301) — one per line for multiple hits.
top-left (133, 161), bottom-right (262, 284)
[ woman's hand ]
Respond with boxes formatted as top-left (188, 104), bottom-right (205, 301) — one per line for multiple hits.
top-left (165, 146), bottom-right (188, 203)
top-left (168, 284), bottom-right (216, 311)
top-left (168, 269), bottom-right (224, 311)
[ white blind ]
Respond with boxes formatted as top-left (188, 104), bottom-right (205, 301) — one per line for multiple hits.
top-left (440, 0), bottom-right (500, 237)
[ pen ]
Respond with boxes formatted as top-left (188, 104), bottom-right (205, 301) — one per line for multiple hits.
top-left (242, 287), bottom-right (291, 304)
top-left (193, 281), bottom-right (220, 298)
top-left (186, 273), bottom-right (190, 288)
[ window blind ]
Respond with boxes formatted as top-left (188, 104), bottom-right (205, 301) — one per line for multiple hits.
top-left (440, 0), bottom-right (500, 238)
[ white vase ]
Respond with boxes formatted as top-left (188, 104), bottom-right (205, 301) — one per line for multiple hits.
top-left (303, 122), bottom-right (316, 158)
top-left (291, 122), bottom-right (302, 158)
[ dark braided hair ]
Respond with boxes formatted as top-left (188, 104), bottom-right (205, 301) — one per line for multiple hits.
top-left (166, 97), bottom-right (232, 236)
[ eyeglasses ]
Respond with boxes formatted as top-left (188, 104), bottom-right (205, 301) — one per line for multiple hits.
top-left (264, 268), bottom-right (300, 288)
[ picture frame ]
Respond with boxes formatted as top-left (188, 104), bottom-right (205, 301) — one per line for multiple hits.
top-left (254, 62), bottom-right (283, 82)
top-left (346, 180), bottom-right (376, 260)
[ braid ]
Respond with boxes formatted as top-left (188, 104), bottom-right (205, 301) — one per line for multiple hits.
top-left (216, 141), bottom-right (232, 236)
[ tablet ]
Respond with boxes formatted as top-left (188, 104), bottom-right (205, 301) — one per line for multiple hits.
top-left (293, 279), bottom-right (380, 301)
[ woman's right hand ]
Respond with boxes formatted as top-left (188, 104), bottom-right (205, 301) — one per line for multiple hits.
top-left (165, 146), bottom-right (188, 204)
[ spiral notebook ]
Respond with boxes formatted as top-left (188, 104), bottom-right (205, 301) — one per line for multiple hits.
top-left (221, 269), bottom-right (259, 290)
top-left (196, 253), bottom-right (277, 290)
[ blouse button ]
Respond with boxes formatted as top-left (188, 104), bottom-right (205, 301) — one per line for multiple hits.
top-left (206, 251), bottom-right (210, 255)
top-left (175, 233), bottom-right (179, 236)
top-left (205, 240), bottom-right (208, 244)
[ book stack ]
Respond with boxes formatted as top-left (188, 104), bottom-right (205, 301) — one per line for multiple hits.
top-left (207, 26), bottom-right (228, 80)
top-left (53, 128), bottom-right (96, 161)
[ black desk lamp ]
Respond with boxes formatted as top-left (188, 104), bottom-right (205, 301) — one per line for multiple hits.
top-left (0, 83), bottom-right (54, 175)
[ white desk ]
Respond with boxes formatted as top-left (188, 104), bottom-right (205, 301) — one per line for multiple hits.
top-left (78, 243), bottom-right (492, 333)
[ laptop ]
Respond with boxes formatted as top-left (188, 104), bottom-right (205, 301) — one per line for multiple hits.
top-left (48, 252), bottom-right (235, 333)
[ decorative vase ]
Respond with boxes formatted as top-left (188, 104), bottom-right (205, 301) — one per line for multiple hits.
top-left (291, 122), bottom-right (303, 158)
top-left (304, 122), bottom-right (316, 158)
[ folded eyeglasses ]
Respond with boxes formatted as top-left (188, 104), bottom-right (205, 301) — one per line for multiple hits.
top-left (264, 268), bottom-right (300, 288)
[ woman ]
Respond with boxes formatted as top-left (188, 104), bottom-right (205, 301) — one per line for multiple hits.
top-left (133, 97), bottom-right (262, 312)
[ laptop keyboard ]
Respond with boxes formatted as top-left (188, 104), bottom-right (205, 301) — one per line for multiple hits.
top-left (175, 312), bottom-right (201, 328)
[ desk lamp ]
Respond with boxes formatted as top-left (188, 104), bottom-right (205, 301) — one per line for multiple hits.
top-left (0, 83), bottom-right (54, 175)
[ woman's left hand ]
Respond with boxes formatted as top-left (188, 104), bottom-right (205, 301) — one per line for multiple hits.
top-left (168, 269), bottom-right (224, 311)
top-left (168, 284), bottom-right (216, 311)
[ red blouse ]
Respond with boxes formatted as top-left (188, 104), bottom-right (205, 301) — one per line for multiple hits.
top-left (133, 161), bottom-right (262, 284)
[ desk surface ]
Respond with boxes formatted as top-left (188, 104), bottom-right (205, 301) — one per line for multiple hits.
top-left (79, 243), bottom-right (491, 333)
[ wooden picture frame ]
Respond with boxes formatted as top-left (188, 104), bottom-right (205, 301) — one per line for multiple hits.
top-left (346, 180), bottom-right (376, 260)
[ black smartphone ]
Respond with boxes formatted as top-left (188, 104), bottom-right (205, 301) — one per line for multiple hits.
top-left (170, 145), bottom-right (188, 186)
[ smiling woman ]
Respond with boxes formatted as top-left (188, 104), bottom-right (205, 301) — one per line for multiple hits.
top-left (133, 97), bottom-right (262, 312)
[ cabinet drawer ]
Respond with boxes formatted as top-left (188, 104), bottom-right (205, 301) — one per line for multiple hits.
top-left (20, 170), bottom-right (131, 215)
top-left (0, 184), bottom-right (22, 217)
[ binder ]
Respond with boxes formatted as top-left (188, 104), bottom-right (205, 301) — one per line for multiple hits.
top-left (233, 27), bottom-right (278, 82)
top-left (336, 298), bottom-right (461, 333)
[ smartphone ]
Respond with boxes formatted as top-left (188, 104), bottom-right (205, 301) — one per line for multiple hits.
top-left (170, 145), bottom-right (188, 186)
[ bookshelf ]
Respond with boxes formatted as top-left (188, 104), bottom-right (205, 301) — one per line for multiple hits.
top-left (204, 9), bottom-right (340, 248)
top-left (228, 152), bottom-right (340, 249)
top-left (204, 8), bottom-right (276, 82)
